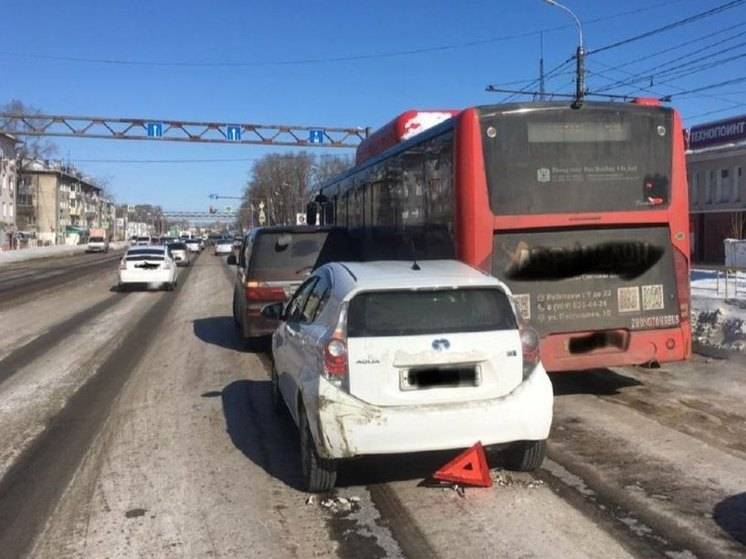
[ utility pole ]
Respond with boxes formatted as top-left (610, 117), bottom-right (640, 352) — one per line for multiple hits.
top-left (539, 32), bottom-right (546, 101)
top-left (543, 0), bottom-right (584, 108)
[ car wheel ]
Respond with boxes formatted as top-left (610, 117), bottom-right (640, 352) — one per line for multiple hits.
top-left (299, 402), bottom-right (337, 492)
top-left (271, 365), bottom-right (284, 414)
top-left (504, 440), bottom-right (547, 472)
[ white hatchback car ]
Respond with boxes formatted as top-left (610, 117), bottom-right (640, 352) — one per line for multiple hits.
top-left (214, 238), bottom-right (233, 256)
top-left (264, 260), bottom-right (553, 492)
top-left (118, 246), bottom-right (178, 290)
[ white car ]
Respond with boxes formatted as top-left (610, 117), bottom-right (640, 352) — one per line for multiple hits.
top-left (167, 242), bottom-right (190, 267)
top-left (86, 236), bottom-right (109, 253)
top-left (118, 246), bottom-right (178, 290)
top-left (185, 239), bottom-right (201, 253)
top-left (214, 238), bottom-right (233, 256)
top-left (265, 260), bottom-right (553, 491)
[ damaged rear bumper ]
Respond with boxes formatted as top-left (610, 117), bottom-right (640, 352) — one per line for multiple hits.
top-left (311, 364), bottom-right (554, 460)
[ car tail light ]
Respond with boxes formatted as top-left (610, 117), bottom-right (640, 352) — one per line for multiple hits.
top-left (245, 281), bottom-right (285, 301)
top-left (323, 303), bottom-right (349, 388)
top-left (673, 246), bottom-right (690, 321)
top-left (119, 259), bottom-right (127, 271)
top-left (324, 339), bottom-right (348, 376)
top-left (520, 326), bottom-right (540, 379)
top-left (163, 261), bottom-right (172, 270)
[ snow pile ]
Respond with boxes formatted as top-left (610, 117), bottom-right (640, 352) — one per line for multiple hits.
top-left (691, 269), bottom-right (746, 353)
top-left (0, 242), bottom-right (128, 266)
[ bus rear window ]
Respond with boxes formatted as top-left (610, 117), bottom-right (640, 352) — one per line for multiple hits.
top-left (480, 104), bottom-right (673, 215)
top-left (347, 288), bottom-right (516, 337)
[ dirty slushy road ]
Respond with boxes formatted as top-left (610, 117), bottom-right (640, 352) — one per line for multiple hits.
top-left (0, 251), bottom-right (744, 558)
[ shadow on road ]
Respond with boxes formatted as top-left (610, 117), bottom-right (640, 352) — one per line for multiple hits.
top-left (193, 316), bottom-right (271, 353)
top-left (714, 492), bottom-right (746, 546)
top-left (218, 379), bottom-right (509, 491)
top-left (220, 379), bottom-right (305, 491)
top-left (550, 369), bottom-right (642, 396)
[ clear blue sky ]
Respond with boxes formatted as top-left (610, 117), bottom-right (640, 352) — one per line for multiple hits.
top-left (1, 0), bottom-right (744, 210)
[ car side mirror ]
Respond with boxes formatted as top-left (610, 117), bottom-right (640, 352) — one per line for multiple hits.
top-left (261, 302), bottom-right (285, 321)
top-left (226, 254), bottom-right (237, 265)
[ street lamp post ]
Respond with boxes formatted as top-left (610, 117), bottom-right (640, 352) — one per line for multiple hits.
top-left (543, 0), bottom-right (584, 108)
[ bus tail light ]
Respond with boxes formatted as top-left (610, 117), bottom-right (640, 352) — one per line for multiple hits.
top-left (245, 281), bottom-right (285, 301)
top-left (520, 326), bottom-right (540, 379)
top-left (673, 247), bottom-right (690, 321)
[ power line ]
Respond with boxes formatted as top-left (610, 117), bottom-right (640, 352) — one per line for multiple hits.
top-left (594, 29), bottom-right (746, 92)
top-left (664, 75), bottom-right (746, 98)
top-left (0, 0), bottom-right (696, 68)
top-left (588, 0), bottom-right (746, 56)
top-left (597, 20), bottom-right (746, 73)
top-left (685, 103), bottom-right (746, 120)
top-left (587, 58), bottom-right (745, 111)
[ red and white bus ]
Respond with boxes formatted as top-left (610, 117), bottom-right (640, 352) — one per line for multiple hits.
top-left (309, 101), bottom-right (691, 371)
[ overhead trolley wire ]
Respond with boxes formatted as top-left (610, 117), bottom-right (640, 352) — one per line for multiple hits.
top-left (587, 0), bottom-right (746, 56)
top-left (599, 20), bottom-right (746, 73)
top-left (594, 30), bottom-right (746, 92)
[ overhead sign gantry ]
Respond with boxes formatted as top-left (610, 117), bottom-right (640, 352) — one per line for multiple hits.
top-left (0, 112), bottom-right (369, 148)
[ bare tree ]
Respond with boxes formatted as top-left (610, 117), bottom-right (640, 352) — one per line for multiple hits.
top-left (1, 99), bottom-right (58, 159)
top-left (91, 173), bottom-right (115, 202)
top-left (729, 212), bottom-right (746, 239)
top-left (241, 152), bottom-right (352, 228)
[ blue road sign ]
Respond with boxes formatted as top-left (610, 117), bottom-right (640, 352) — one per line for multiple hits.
top-left (309, 129), bottom-right (324, 144)
top-left (146, 122), bottom-right (163, 138)
top-left (226, 126), bottom-right (241, 141)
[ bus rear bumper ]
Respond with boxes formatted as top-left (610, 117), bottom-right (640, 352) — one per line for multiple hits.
top-left (540, 326), bottom-right (691, 372)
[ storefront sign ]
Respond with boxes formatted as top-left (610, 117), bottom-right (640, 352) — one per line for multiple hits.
top-left (689, 115), bottom-right (746, 150)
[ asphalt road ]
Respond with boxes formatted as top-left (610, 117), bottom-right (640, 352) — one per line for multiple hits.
top-left (0, 250), bottom-right (743, 558)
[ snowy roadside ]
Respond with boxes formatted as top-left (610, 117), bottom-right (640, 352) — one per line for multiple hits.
top-left (691, 268), bottom-right (746, 357)
top-left (0, 242), bottom-right (127, 266)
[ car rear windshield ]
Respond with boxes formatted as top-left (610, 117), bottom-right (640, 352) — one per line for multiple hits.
top-left (168, 242), bottom-right (187, 250)
top-left (249, 231), bottom-right (350, 281)
top-left (89, 237), bottom-right (104, 242)
top-left (347, 288), bottom-right (517, 337)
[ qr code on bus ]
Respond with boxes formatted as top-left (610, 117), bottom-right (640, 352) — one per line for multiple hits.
top-left (617, 286), bottom-right (640, 313)
top-left (642, 284), bottom-right (665, 310)
top-left (512, 294), bottom-right (531, 320)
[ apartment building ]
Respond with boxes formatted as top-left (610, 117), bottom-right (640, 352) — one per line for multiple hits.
top-left (18, 160), bottom-right (110, 245)
top-left (0, 133), bottom-right (17, 249)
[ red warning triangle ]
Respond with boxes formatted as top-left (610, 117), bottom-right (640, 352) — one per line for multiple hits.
top-left (433, 442), bottom-right (492, 488)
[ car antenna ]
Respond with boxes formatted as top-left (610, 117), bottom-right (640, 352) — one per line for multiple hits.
top-left (409, 238), bottom-right (421, 271)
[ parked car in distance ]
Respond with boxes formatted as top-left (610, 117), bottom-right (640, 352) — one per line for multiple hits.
top-left (214, 237), bottom-right (234, 256)
top-left (185, 238), bottom-right (201, 253)
top-left (230, 226), bottom-right (353, 345)
top-left (264, 259), bottom-right (553, 492)
top-left (86, 236), bottom-right (109, 253)
top-left (118, 245), bottom-right (178, 290)
top-left (167, 241), bottom-right (190, 266)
